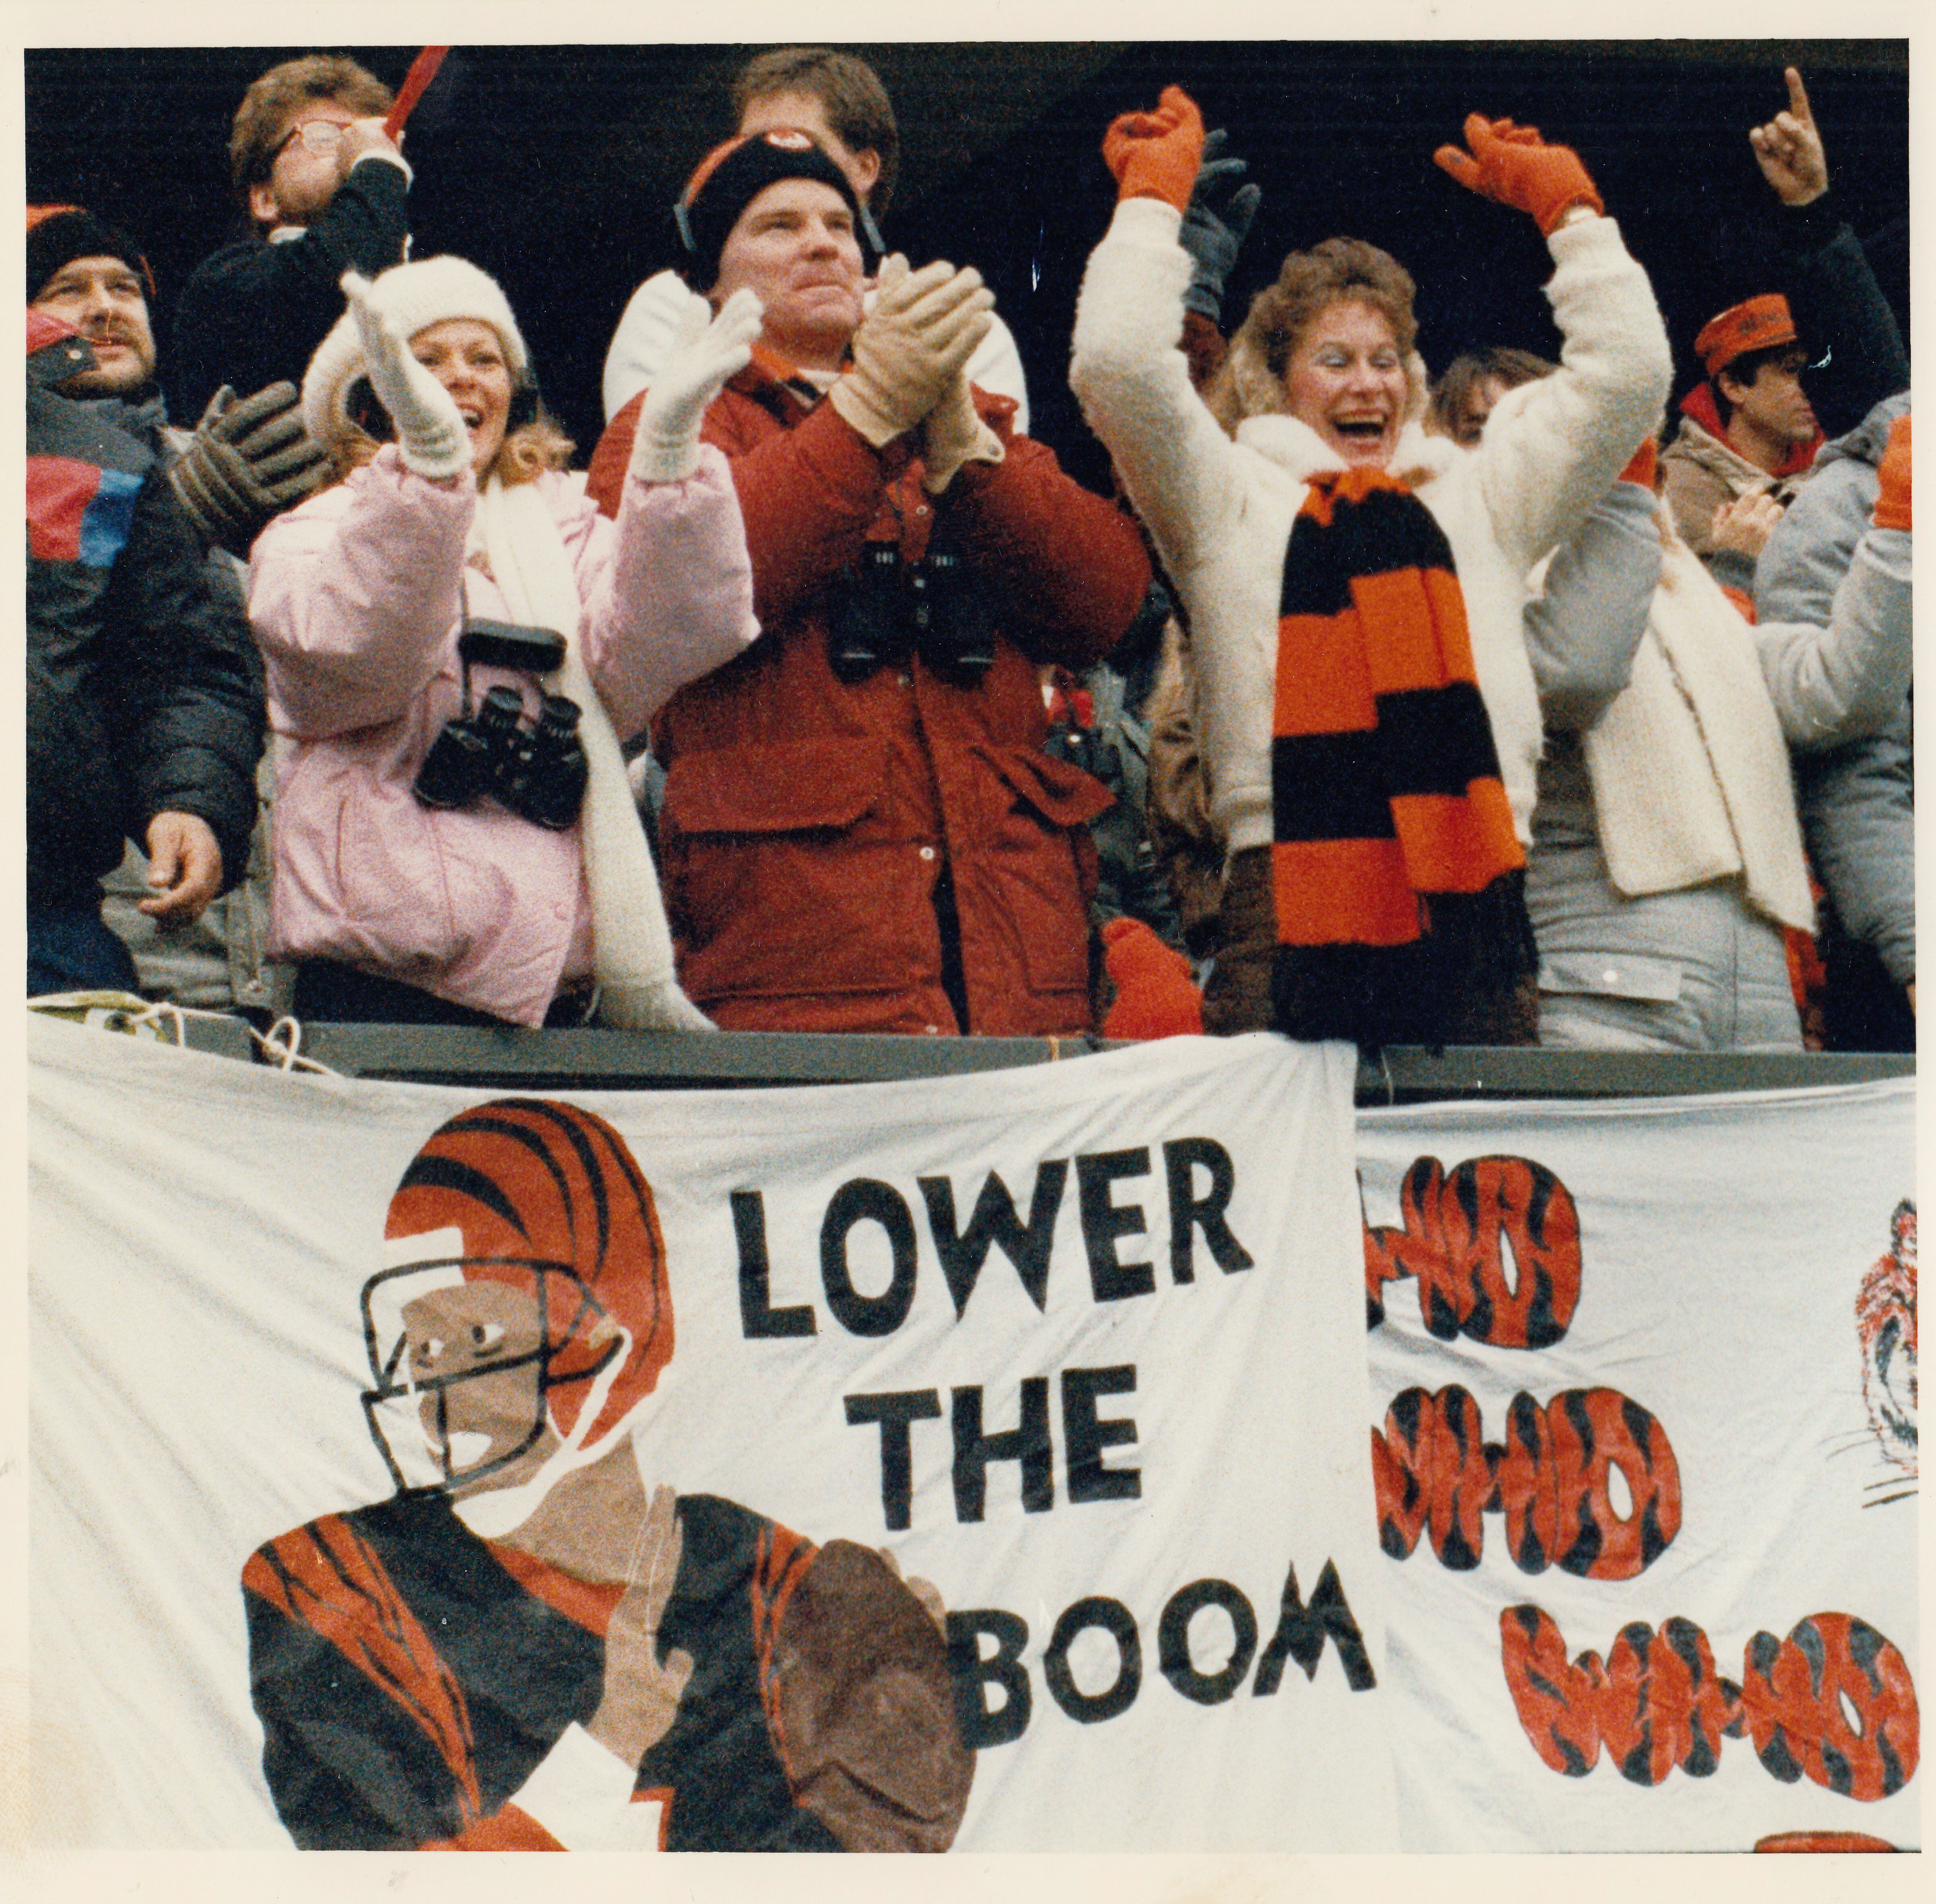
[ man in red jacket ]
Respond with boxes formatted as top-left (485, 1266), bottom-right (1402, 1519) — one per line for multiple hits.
top-left (589, 132), bottom-right (1151, 1037)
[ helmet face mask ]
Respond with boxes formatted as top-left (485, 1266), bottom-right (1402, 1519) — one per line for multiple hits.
top-left (364, 1099), bottom-right (676, 1520)
top-left (359, 1254), bottom-right (621, 1498)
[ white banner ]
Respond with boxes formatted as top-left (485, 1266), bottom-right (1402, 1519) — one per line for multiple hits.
top-left (1358, 1079), bottom-right (1919, 1852)
top-left (28, 1019), bottom-right (1395, 1853)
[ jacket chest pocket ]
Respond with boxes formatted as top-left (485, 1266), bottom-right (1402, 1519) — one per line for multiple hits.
top-left (956, 744), bottom-right (1115, 997)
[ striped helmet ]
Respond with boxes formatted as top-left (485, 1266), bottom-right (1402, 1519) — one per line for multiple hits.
top-left (364, 1099), bottom-right (673, 1490)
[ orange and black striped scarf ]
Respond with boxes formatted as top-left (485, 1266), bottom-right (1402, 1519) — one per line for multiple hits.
top-left (1270, 468), bottom-right (1536, 1046)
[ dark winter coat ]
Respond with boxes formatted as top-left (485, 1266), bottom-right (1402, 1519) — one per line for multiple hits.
top-left (166, 156), bottom-right (410, 422)
top-left (1770, 188), bottom-right (1910, 442)
top-left (26, 314), bottom-right (264, 911)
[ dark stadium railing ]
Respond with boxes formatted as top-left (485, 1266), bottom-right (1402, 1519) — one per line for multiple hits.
top-left (173, 1018), bottom-right (1913, 1103)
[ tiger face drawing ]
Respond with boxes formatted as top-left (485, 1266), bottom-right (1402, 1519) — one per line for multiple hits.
top-left (1857, 1200), bottom-right (1916, 1483)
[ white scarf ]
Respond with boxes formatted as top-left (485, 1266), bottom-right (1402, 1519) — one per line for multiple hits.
top-left (477, 474), bottom-right (712, 1032)
top-left (1581, 516), bottom-right (1814, 933)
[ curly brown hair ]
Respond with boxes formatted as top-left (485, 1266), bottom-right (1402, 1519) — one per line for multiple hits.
top-left (327, 416), bottom-right (574, 489)
top-left (231, 55), bottom-right (393, 209)
top-left (1205, 238), bottom-right (1418, 435)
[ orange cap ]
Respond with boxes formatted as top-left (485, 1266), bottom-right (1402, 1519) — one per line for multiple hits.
top-left (1694, 294), bottom-right (1797, 380)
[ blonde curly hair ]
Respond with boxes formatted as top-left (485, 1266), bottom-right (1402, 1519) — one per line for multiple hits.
top-left (326, 415), bottom-right (574, 488)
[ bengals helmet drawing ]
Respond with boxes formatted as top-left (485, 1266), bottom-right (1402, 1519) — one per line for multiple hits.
top-left (361, 1097), bottom-right (674, 1498)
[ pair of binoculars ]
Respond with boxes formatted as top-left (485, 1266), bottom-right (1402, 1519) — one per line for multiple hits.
top-left (412, 621), bottom-right (589, 830)
top-left (826, 539), bottom-right (997, 686)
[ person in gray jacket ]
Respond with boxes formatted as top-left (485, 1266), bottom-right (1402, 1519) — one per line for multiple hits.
top-left (1754, 391), bottom-right (1913, 1049)
top-left (1498, 392), bottom-right (1911, 1049)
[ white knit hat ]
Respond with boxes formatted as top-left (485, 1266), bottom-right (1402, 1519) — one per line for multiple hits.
top-left (302, 255), bottom-right (532, 447)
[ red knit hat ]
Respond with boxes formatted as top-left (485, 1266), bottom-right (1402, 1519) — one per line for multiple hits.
top-left (1694, 294), bottom-right (1797, 380)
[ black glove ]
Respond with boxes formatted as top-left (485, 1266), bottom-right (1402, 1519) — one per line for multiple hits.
top-left (168, 381), bottom-right (331, 558)
top-left (1179, 130), bottom-right (1262, 324)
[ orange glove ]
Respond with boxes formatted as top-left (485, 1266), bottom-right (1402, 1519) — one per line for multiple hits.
top-left (1102, 86), bottom-right (1205, 213)
top-left (1434, 114), bottom-right (1604, 235)
top-left (1100, 917), bottom-right (1204, 1039)
top-left (1617, 436), bottom-right (1658, 491)
top-left (1872, 413), bottom-right (1911, 531)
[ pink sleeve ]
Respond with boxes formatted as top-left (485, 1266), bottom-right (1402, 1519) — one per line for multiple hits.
top-left (573, 443), bottom-right (759, 742)
top-left (248, 450), bottom-right (474, 740)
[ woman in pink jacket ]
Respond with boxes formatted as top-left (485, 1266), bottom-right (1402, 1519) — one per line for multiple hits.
top-left (250, 257), bottom-right (763, 1029)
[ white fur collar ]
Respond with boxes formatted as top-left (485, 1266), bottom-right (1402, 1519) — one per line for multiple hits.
top-left (1234, 413), bottom-right (1457, 491)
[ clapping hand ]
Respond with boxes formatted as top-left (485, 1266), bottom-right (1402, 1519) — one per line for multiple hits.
top-left (829, 255), bottom-right (995, 449)
top-left (341, 269), bottom-right (470, 480)
top-left (630, 287), bottom-right (764, 483)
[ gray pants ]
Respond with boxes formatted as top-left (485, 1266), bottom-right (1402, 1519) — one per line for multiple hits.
top-left (1532, 866), bottom-right (1802, 1052)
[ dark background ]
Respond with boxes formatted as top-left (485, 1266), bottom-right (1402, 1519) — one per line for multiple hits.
top-left (27, 41), bottom-right (1909, 492)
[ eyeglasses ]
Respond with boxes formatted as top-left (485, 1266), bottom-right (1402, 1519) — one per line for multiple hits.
top-left (272, 119), bottom-right (350, 163)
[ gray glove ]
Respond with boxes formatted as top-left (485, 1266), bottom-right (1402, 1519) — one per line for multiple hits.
top-left (1179, 129), bottom-right (1262, 324)
top-left (168, 381), bottom-right (331, 557)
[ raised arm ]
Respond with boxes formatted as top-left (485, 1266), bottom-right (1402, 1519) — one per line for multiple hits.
top-left (1752, 413), bottom-right (1911, 750)
top-left (1522, 458), bottom-right (1664, 730)
top-left (1433, 114), bottom-right (1672, 575)
top-left (1750, 67), bottom-right (1909, 437)
top-left (168, 141), bottom-right (410, 420)
top-left (579, 289), bottom-right (765, 735)
top-left (248, 457), bottom-right (470, 738)
top-left (247, 272), bottom-right (475, 737)
top-left (1069, 88), bottom-right (1249, 576)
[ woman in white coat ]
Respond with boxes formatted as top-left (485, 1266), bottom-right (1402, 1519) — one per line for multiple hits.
top-left (1070, 89), bottom-right (1671, 1047)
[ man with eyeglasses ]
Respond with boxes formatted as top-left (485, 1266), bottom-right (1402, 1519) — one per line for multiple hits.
top-left (168, 55), bottom-right (410, 424)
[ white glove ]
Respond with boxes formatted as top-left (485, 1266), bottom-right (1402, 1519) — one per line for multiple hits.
top-left (629, 288), bottom-right (764, 483)
top-left (341, 269), bottom-right (471, 481)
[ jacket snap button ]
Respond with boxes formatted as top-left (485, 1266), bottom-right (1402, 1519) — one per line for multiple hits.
top-left (919, 845), bottom-right (936, 861)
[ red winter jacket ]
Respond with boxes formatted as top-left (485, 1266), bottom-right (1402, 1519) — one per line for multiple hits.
top-left (588, 363), bottom-right (1152, 1036)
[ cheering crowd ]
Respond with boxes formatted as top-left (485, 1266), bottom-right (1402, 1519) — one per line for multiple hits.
top-left (26, 49), bottom-right (1912, 1053)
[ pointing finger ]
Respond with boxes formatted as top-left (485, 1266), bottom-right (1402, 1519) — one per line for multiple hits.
top-left (1784, 66), bottom-right (1814, 126)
